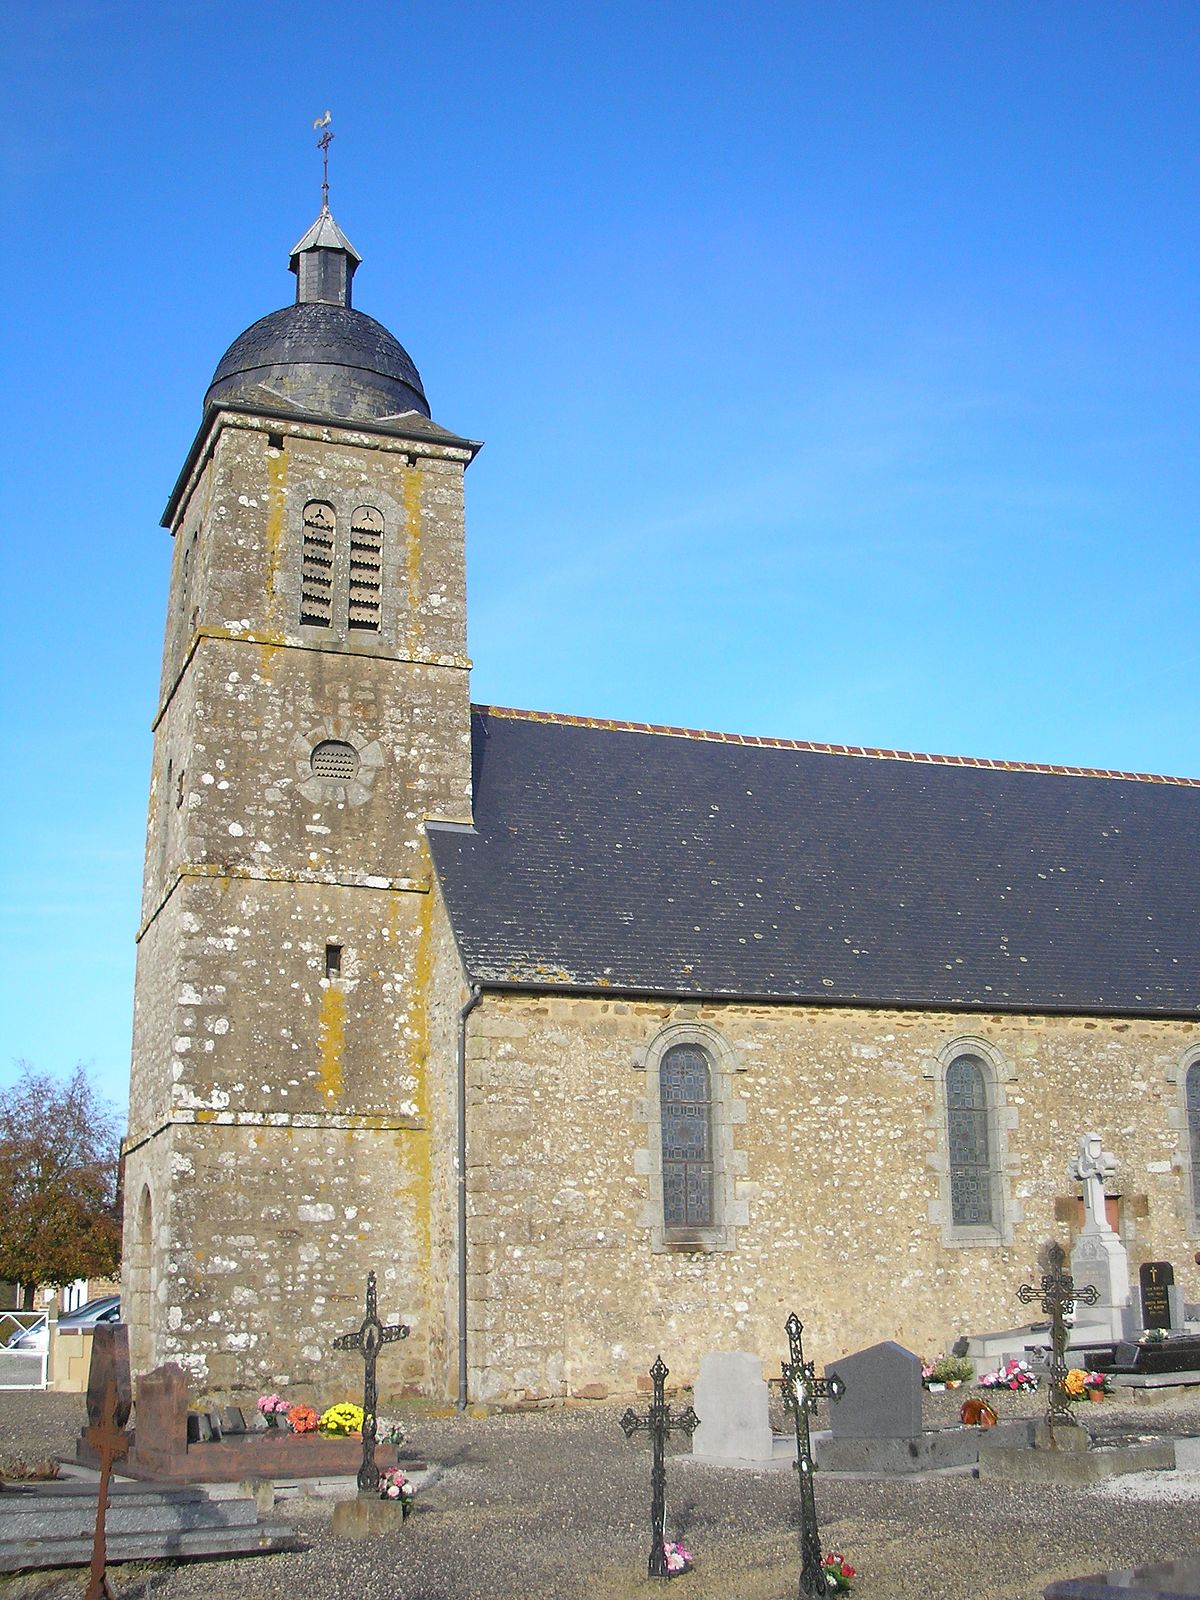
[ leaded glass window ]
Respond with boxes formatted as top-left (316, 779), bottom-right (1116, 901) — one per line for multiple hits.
top-left (946, 1053), bottom-right (993, 1227)
top-left (1187, 1062), bottom-right (1200, 1222)
top-left (660, 1044), bottom-right (713, 1229)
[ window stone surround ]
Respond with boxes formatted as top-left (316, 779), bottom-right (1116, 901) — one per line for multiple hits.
top-left (1164, 1044), bottom-right (1200, 1237)
top-left (632, 1019), bottom-right (749, 1253)
top-left (923, 1035), bottom-right (1021, 1248)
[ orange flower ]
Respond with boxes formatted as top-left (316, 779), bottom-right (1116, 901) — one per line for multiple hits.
top-left (287, 1403), bottom-right (319, 1433)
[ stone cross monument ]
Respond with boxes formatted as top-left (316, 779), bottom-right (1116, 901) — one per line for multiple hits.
top-left (1068, 1131), bottom-right (1131, 1343)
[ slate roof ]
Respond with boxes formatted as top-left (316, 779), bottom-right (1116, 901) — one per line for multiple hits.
top-left (426, 707), bottom-right (1200, 1018)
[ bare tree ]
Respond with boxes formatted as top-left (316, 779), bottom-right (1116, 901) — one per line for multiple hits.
top-left (0, 1065), bottom-right (122, 1306)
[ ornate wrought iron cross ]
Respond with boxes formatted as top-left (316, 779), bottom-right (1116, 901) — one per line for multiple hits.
top-left (620, 1355), bottom-right (699, 1579)
top-left (1017, 1239), bottom-right (1100, 1429)
top-left (83, 1325), bottom-right (132, 1600)
top-left (332, 1270), bottom-right (409, 1491)
top-left (781, 1312), bottom-right (846, 1599)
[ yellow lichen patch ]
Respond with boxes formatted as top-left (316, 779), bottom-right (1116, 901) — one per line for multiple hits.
top-left (316, 985), bottom-right (346, 1101)
top-left (263, 447), bottom-right (288, 624)
top-left (403, 468), bottom-right (422, 652)
top-left (257, 640), bottom-right (280, 684)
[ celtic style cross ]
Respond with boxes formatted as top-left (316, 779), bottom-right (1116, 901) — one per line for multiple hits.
top-left (332, 1270), bottom-right (409, 1491)
top-left (83, 1325), bottom-right (132, 1600)
top-left (780, 1313), bottom-right (846, 1599)
top-left (620, 1355), bottom-right (699, 1579)
top-left (1017, 1239), bottom-right (1100, 1429)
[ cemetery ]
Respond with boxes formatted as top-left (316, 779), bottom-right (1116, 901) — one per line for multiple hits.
top-left (7, 1223), bottom-right (1200, 1599)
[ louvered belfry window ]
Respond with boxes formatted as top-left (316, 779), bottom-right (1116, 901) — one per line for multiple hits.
top-left (1187, 1061), bottom-right (1200, 1221)
top-left (347, 506), bottom-right (384, 631)
top-left (300, 501), bottom-right (336, 627)
top-left (947, 1054), bottom-right (994, 1227)
top-left (660, 1044), bottom-right (714, 1228)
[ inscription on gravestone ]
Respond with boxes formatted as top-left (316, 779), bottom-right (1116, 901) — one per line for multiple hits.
top-left (1139, 1261), bottom-right (1175, 1331)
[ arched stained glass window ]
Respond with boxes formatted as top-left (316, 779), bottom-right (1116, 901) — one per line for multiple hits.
top-left (660, 1044), bottom-right (713, 1229)
top-left (1187, 1061), bottom-right (1200, 1222)
top-left (946, 1053), bottom-right (993, 1227)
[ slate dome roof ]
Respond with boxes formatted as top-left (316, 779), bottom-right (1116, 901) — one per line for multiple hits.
top-left (205, 301), bottom-right (430, 422)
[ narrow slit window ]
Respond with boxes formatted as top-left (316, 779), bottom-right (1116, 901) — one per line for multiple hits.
top-left (660, 1044), bottom-right (713, 1229)
top-left (301, 501), bottom-right (336, 627)
top-left (347, 506), bottom-right (384, 631)
top-left (325, 944), bottom-right (342, 979)
top-left (946, 1054), bottom-right (994, 1227)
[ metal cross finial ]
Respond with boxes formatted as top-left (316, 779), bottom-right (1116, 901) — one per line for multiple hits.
top-left (332, 1270), bottom-right (409, 1491)
top-left (780, 1313), bottom-right (846, 1598)
top-left (620, 1355), bottom-right (699, 1579)
top-left (1017, 1239), bottom-right (1100, 1430)
top-left (313, 110), bottom-right (334, 209)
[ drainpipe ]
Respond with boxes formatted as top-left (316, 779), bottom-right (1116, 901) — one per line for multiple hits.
top-left (457, 983), bottom-right (483, 1410)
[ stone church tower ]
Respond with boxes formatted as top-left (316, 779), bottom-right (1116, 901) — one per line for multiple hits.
top-left (122, 205), bottom-right (478, 1394)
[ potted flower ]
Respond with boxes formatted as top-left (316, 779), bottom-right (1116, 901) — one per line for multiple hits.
top-left (319, 1402), bottom-right (365, 1437)
top-left (256, 1393), bottom-right (290, 1428)
top-left (1083, 1372), bottom-right (1111, 1402)
top-left (978, 1358), bottom-right (1039, 1394)
top-left (663, 1541), bottom-right (693, 1577)
top-left (286, 1402), bottom-right (319, 1434)
top-left (379, 1467), bottom-right (416, 1516)
top-left (822, 1552), bottom-right (856, 1592)
top-left (925, 1355), bottom-right (974, 1390)
top-left (1062, 1369), bottom-right (1104, 1403)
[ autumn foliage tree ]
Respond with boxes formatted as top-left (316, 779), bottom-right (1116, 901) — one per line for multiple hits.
top-left (0, 1065), bottom-right (122, 1305)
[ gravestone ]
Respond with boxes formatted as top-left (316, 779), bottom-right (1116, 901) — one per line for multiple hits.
top-left (128, 1364), bottom-right (190, 1478)
top-left (1044, 1555), bottom-right (1200, 1598)
top-left (691, 1352), bottom-right (772, 1463)
top-left (219, 1406), bottom-right (248, 1436)
top-left (1068, 1132), bottom-right (1132, 1343)
top-left (825, 1341), bottom-right (921, 1440)
top-left (1140, 1262), bottom-right (1175, 1331)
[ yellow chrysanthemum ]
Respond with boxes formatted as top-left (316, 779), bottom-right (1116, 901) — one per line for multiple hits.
top-left (1063, 1369), bottom-right (1086, 1397)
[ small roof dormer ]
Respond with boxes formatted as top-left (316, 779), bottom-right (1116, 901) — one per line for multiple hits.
top-left (289, 205), bottom-right (362, 308)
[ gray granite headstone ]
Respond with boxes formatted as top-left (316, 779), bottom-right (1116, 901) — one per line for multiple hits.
top-left (1043, 1554), bottom-right (1200, 1598)
top-left (826, 1341), bottom-right (922, 1440)
top-left (691, 1351), bottom-right (773, 1463)
top-left (220, 1406), bottom-right (247, 1435)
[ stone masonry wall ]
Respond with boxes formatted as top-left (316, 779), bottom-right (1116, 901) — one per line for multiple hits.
top-left (463, 993), bottom-right (1200, 1400)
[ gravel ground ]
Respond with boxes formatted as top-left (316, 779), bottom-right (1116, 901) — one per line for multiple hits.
top-left (3, 1386), bottom-right (1200, 1600)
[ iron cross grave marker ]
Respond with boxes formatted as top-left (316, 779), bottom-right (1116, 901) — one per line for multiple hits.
top-left (332, 1270), bottom-right (409, 1491)
top-left (1018, 1239), bottom-right (1099, 1430)
top-left (620, 1355), bottom-right (699, 1579)
top-left (780, 1312), bottom-right (846, 1598)
top-left (83, 1324), bottom-right (132, 1600)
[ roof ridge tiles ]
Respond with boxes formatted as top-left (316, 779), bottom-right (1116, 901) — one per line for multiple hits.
top-left (473, 704), bottom-right (1200, 788)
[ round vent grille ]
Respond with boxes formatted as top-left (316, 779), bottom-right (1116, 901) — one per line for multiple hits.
top-left (310, 739), bottom-right (359, 781)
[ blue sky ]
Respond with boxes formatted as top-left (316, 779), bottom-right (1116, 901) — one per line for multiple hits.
top-left (3, 1), bottom-right (1197, 1111)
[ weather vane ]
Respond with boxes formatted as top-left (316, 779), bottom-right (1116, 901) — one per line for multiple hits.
top-left (313, 110), bottom-right (333, 209)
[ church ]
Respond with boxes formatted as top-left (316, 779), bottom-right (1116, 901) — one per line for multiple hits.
top-left (121, 198), bottom-right (1200, 1405)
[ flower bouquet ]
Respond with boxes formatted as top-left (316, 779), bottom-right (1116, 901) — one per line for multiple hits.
top-left (662, 1541), bottom-right (693, 1576)
top-left (978, 1357), bottom-right (1039, 1393)
top-left (922, 1354), bottom-right (974, 1390)
top-left (256, 1393), bottom-right (290, 1428)
top-left (1140, 1327), bottom-right (1168, 1345)
top-left (379, 1467), bottom-right (416, 1515)
top-left (1083, 1372), bottom-right (1112, 1400)
top-left (286, 1402), bottom-right (319, 1434)
top-left (319, 1402), bottom-right (364, 1437)
top-left (1063, 1369), bottom-right (1109, 1402)
top-left (822, 1552), bottom-right (856, 1592)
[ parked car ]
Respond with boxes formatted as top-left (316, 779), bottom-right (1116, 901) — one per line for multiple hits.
top-left (4, 1295), bottom-right (121, 1351)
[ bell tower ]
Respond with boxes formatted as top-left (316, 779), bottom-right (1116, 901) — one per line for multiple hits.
top-left (123, 198), bottom-right (478, 1395)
